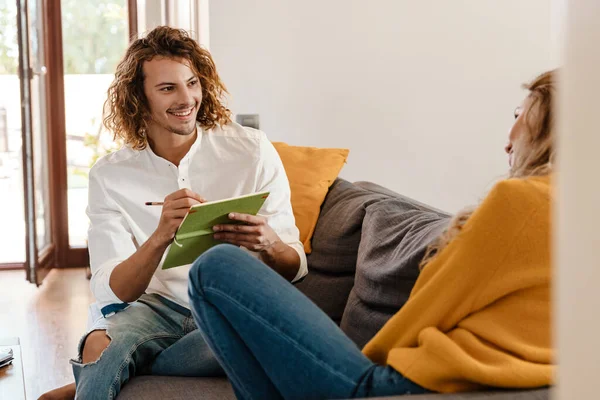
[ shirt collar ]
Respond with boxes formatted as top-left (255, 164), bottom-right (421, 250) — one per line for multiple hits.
top-left (142, 123), bottom-right (203, 165)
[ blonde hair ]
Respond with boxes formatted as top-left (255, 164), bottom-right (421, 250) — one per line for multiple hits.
top-left (420, 70), bottom-right (556, 268)
top-left (103, 26), bottom-right (231, 150)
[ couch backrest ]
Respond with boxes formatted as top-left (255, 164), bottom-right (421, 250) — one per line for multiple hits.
top-left (294, 178), bottom-right (391, 323)
top-left (296, 178), bottom-right (451, 347)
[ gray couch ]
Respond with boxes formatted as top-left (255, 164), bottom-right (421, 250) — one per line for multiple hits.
top-left (119, 179), bottom-right (550, 400)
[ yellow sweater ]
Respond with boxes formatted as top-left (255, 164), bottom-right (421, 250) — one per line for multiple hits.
top-left (362, 176), bottom-right (553, 393)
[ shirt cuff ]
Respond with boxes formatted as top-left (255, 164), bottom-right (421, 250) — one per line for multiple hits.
top-left (289, 242), bottom-right (308, 283)
top-left (90, 257), bottom-right (127, 308)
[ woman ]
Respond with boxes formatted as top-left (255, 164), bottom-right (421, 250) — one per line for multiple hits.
top-left (186, 70), bottom-right (556, 399)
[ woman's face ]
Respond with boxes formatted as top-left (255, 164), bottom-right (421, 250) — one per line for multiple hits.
top-left (505, 96), bottom-right (534, 167)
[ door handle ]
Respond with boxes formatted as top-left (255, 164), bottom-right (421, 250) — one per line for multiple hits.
top-left (30, 65), bottom-right (47, 76)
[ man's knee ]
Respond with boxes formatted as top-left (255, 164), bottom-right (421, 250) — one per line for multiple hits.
top-left (82, 330), bottom-right (111, 363)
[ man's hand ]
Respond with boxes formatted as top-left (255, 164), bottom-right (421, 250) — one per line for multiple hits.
top-left (213, 213), bottom-right (301, 281)
top-left (110, 188), bottom-right (205, 303)
top-left (212, 213), bottom-right (282, 252)
top-left (150, 188), bottom-right (206, 248)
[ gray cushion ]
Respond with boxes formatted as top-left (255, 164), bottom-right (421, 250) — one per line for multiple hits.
top-left (353, 181), bottom-right (449, 216)
top-left (294, 269), bottom-right (355, 324)
top-left (296, 178), bottom-right (391, 323)
top-left (341, 184), bottom-right (451, 347)
top-left (306, 179), bottom-right (391, 274)
top-left (118, 376), bottom-right (235, 400)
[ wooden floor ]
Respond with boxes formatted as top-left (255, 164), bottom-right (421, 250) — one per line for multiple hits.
top-left (0, 268), bottom-right (93, 399)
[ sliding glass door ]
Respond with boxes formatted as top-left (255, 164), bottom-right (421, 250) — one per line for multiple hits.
top-left (1, 0), bottom-right (136, 281)
top-left (61, 0), bottom-right (129, 250)
top-left (44, 0), bottom-right (136, 270)
top-left (0, 0), bottom-right (26, 267)
top-left (15, 0), bottom-right (53, 285)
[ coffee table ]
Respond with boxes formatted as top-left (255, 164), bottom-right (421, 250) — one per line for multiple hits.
top-left (0, 337), bottom-right (26, 400)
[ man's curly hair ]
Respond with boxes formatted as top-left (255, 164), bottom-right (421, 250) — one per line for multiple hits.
top-left (103, 26), bottom-right (231, 150)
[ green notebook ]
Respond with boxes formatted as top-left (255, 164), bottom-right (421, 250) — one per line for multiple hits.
top-left (162, 191), bottom-right (270, 269)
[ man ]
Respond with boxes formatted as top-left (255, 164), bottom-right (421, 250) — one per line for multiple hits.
top-left (42, 26), bottom-right (306, 400)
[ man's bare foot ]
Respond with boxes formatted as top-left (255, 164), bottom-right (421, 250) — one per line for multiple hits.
top-left (38, 382), bottom-right (76, 400)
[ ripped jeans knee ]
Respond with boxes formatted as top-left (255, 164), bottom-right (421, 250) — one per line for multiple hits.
top-left (69, 294), bottom-right (202, 400)
top-left (70, 325), bottom-right (181, 400)
top-left (76, 329), bottom-right (112, 366)
top-left (70, 327), bottom-right (123, 400)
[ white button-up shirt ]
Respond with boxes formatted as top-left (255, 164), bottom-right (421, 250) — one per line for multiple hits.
top-left (87, 122), bottom-right (307, 310)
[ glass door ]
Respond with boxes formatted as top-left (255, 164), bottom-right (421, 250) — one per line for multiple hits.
top-left (29, 0), bottom-right (53, 282)
top-left (61, 0), bottom-right (128, 251)
top-left (16, 0), bottom-right (54, 285)
top-left (41, 0), bottom-right (136, 269)
top-left (60, 0), bottom-right (131, 266)
top-left (0, 0), bottom-right (26, 268)
top-left (0, 0), bottom-right (136, 275)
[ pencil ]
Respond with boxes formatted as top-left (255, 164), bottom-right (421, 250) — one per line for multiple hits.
top-left (145, 202), bottom-right (164, 206)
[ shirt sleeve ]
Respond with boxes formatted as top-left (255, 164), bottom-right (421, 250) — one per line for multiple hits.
top-left (255, 132), bottom-right (308, 282)
top-left (87, 165), bottom-right (138, 307)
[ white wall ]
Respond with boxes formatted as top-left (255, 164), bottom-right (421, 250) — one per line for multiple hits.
top-left (208, 0), bottom-right (553, 212)
top-left (555, 1), bottom-right (600, 398)
top-left (551, 0), bottom-right (567, 65)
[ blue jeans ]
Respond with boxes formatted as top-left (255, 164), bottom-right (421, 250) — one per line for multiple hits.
top-left (70, 293), bottom-right (224, 400)
top-left (188, 244), bottom-right (428, 400)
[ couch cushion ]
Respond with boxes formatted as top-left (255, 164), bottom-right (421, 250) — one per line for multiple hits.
top-left (272, 142), bottom-right (349, 253)
top-left (357, 387), bottom-right (550, 399)
top-left (117, 376), bottom-right (548, 400)
top-left (294, 269), bottom-right (355, 324)
top-left (118, 376), bottom-right (235, 400)
top-left (304, 179), bottom-right (392, 275)
top-left (118, 375), bottom-right (548, 400)
top-left (341, 183), bottom-right (451, 347)
top-left (296, 178), bottom-right (392, 322)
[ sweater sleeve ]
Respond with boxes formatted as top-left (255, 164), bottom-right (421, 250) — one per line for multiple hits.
top-left (362, 178), bottom-right (548, 364)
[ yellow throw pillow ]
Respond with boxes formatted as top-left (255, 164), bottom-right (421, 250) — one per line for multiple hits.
top-left (272, 142), bottom-right (350, 254)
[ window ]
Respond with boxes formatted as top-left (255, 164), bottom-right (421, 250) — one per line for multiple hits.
top-left (61, 0), bottom-right (129, 247)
